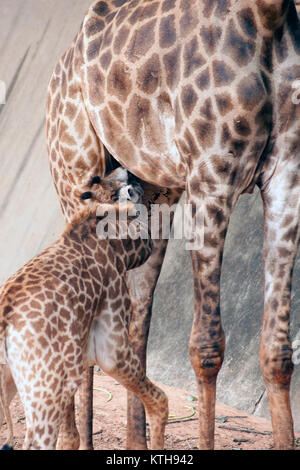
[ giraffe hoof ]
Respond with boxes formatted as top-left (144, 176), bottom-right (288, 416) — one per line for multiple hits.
top-left (56, 434), bottom-right (80, 450)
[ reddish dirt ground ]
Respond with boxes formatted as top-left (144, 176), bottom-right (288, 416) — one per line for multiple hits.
top-left (1, 369), bottom-right (300, 451)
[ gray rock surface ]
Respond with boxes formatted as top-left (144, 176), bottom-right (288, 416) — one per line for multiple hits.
top-left (0, 0), bottom-right (299, 431)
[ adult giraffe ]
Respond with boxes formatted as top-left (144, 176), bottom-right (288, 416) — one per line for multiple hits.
top-left (46, 0), bottom-right (300, 450)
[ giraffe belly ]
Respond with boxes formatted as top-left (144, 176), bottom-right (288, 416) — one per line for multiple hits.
top-left (85, 316), bottom-right (118, 372)
top-left (85, 98), bottom-right (186, 189)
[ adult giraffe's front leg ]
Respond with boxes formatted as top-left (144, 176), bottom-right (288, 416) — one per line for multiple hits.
top-left (186, 177), bottom-right (235, 450)
top-left (260, 160), bottom-right (300, 450)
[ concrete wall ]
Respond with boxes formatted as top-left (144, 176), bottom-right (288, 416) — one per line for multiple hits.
top-left (0, 0), bottom-right (299, 430)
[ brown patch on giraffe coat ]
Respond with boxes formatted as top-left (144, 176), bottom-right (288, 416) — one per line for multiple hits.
top-left (159, 14), bottom-right (176, 48)
top-left (278, 247), bottom-right (291, 258)
top-left (256, 1), bottom-right (283, 31)
top-left (163, 46), bottom-right (181, 89)
top-left (283, 226), bottom-right (298, 244)
top-left (93, 1), bottom-right (109, 16)
top-left (181, 85), bottom-right (197, 117)
top-left (112, 0), bottom-right (127, 7)
top-left (281, 215), bottom-right (294, 227)
top-left (102, 24), bottom-right (114, 48)
top-left (201, 0), bottom-right (215, 18)
top-left (223, 19), bottom-right (255, 65)
top-left (193, 119), bottom-right (216, 150)
top-left (59, 123), bottom-right (77, 147)
top-left (180, 6), bottom-right (198, 37)
top-left (183, 37), bottom-right (205, 78)
top-left (234, 116), bottom-right (251, 137)
top-left (215, 93), bottom-right (233, 115)
top-left (237, 73), bottom-right (266, 111)
top-left (100, 51), bottom-right (112, 70)
top-left (232, 139), bottom-right (248, 156)
top-left (88, 64), bottom-right (105, 106)
top-left (113, 25), bottom-right (130, 54)
top-left (115, 4), bottom-right (129, 26)
top-left (126, 5), bottom-right (143, 24)
top-left (108, 100), bottom-right (124, 125)
top-left (174, 96), bottom-right (183, 133)
top-left (75, 158), bottom-right (90, 174)
top-left (162, 0), bottom-right (176, 12)
top-left (200, 98), bottom-right (216, 121)
top-left (76, 32), bottom-right (84, 55)
top-left (65, 102), bottom-right (77, 121)
top-left (141, 2), bottom-right (160, 19)
top-left (85, 17), bottom-right (105, 37)
top-left (50, 75), bottom-right (60, 96)
top-left (87, 37), bottom-right (102, 61)
top-left (195, 67), bottom-right (210, 90)
top-left (127, 19), bottom-right (156, 60)
top-left (289, 172), bottom-right (300, 190)
top-left (158, 91), bottom-right (172, 114)
top-left (60, 65), bottom-right (67, 98)
top-left (202, 0), bottom-right (231, 19)
top-left (212, 60), bottom-right (236, 87)
top-left (137, 53), bottom-right (160, 94)
top-left (182, 128), bottom-right (199, 158)
top-left (30, 299), bottom-right (41, 310)
top-left (237, 8), bottom-right (258, 38)
top-left (200, 25), bottom-right (222, 55)
top-left (207, 204), bottom-right (226, 227)
top-left (211, 155), bottom-right (232, 178)
top-left (68, 83), bottom-right (79, 100)
top-left (107, 61), bottom-right (132, 102)
top-left (115, 137), bottom-right (136, 166)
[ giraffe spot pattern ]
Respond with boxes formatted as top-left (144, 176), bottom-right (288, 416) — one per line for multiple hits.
top-left (183, 37), bottom-right (205, 78)
top-left (127, 19), bottom-right (156, 59)
top-left (200, 25), bottom-right (222, 55)
top-left (181, 85), bottom-right (198, 117)
top-left (237, 8), bottom-right (258, 38)
top-left (159, 14), bottom-right (176, 48)
top-left (137, 53), bottom-right (161, 94)
top-left (212, 60), bottom-right (236, 87)
top-left (223, 19), bottom-right (255, 65)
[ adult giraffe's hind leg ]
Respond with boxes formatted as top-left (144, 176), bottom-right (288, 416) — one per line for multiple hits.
top-left (260, 161), bottom-right (300, 450)
top-left (186, 173), bottom-right (236, 449)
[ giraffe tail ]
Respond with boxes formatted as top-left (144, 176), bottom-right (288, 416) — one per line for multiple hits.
top-left (0, 361), bottom-right (15, 450)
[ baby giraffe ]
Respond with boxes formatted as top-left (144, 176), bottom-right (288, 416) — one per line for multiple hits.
top-left (0, 169), bottom-right (168, 450)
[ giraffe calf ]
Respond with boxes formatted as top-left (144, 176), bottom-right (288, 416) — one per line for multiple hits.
top-left (0, 170), bottom-right (168, 450)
